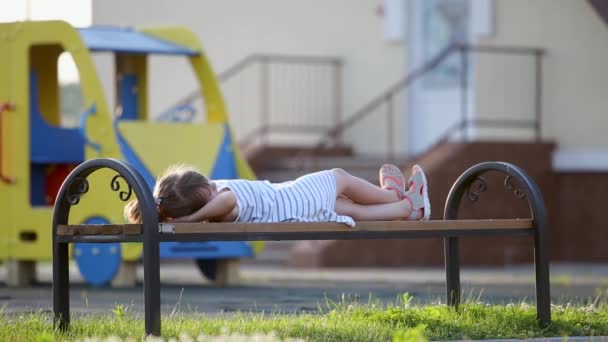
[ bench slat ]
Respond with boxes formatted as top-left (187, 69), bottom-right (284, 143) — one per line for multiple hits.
top-left (57, 219), bottom-right (533, 236)
top-left (57, 224), bottom-right (141, 236)
top-left (170, 219), bottom-right (533, 233)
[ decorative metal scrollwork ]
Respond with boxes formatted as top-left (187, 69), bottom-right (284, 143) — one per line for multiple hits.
top-left (66, 177), bottom-right (90, 205)
top-left (466, 176), bottom-right (488, 202)
top-left (504, 175), bottom-right (526, 199)
top-left (111, 174), bottom-right (133, 201)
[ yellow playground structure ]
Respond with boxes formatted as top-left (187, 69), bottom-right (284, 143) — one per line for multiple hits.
top-left (0, 20), bottom-right (261, 287)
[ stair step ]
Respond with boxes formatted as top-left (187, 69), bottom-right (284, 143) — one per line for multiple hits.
top-left (256, 167), bottom-right (381, 184)
top-left (245, 144), bottom-right (354, 171)
top-left (272, 156), bottom-right (392, 170)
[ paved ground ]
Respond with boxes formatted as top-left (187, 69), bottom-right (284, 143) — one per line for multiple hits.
top-left (1, 262), bottom-right (608, 316)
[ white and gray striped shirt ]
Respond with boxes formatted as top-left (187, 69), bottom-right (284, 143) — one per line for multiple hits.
top-left (214, 170), bottom-right (355, 227)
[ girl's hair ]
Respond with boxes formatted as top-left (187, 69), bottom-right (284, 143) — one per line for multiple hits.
top-left (124, 165), bottom-right (212, 223)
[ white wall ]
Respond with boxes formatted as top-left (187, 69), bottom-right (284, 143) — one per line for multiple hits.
top-left (92, 0), bottom-right (407, 155)
top-left (93, 0), bottom-right (608, 162)
top-left (475, 0), bottom-right (608, 153)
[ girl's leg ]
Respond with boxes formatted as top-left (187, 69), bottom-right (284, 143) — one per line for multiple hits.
top-left (333, 165), bottom-right (430, 220)
top-left (335, 197), bottom-right (412, 221)
top-left (331, 168), bottom-right (400, 204)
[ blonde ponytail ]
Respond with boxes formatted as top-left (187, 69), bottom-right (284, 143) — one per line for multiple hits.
top-left (124, 199), bottom-right (142, 224)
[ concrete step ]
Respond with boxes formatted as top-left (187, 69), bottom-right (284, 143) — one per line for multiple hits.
top-left (269, 155), bottom-right (400, 170)
top-left (245, 144), bottom-right (354, 171)
top-left (257, 168), bottom-right (381, 184)
top-left (255, 155), bottom-right (398, 183)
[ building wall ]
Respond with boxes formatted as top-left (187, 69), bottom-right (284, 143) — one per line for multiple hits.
top-left (92, 0), bottom-right (608, 160)
top-left (91, 0), bottom-right (407, 155)
top-left (475, 0), bottom-right (608, 153)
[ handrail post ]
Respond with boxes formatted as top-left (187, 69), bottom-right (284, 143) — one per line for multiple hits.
top-left (333, 60), bottom-right (342, 146)
top-left (260, 58), bottom-right (270, 146)
top-left (459, 44), bottom-right (469, 142)
top-left (385, 94), bottom-right (395, 162)
top-left (534, 51), bottom-right (543, 142)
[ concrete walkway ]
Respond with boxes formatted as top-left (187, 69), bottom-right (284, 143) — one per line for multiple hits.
top-left (1, 262), bottom-right (607, 309)
top-left (2, 261), bottom-right (607, 288)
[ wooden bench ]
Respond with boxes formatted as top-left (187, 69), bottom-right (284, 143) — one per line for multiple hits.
top-left (52, 158), bottom-right (550, 336)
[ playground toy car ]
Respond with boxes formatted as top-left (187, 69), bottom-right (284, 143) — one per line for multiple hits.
top-left (0, 20), bottom-right (261, 287)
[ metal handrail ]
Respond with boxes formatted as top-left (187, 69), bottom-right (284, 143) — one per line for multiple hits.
top-left (170, 55), bottom-right (257, 108)
top-left (314, 43), bottom-right (460, 151)
top-left (282, 43), bottom-right (461, 170)
top-left (0, 102), bottom-right (16, 184)
top-left (309, 42), bottom-right (544, 162)
top-left (418, 44), bottom-right (545, 157)
top-left (167, 45), bottom-right (544, 163)
top-left (166, 54), bottom-right (342, 112)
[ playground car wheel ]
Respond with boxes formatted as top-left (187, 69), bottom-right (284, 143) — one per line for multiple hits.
top-left (74, 217), bottom-right (121, 286)
top-left (195, 259), bottom-right (218, 281)
top-left (195, 258), bottom-right (240, 286)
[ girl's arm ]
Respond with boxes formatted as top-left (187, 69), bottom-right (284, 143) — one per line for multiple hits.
top-left (171, 190), bottom-right (237, 223)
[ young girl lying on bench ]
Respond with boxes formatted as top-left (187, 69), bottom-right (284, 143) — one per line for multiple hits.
top-left (124, 164), bottom-right (431, 226)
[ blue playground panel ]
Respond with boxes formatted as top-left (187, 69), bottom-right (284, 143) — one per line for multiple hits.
top-left (118, 74), bottom-right (139, 121)
top-left (29, 71), bottom-right (85, 164)
top-left (159, 241), bottom-right (252, 259)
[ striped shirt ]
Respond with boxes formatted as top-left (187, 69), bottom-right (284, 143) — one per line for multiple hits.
top-left (214, 170), bottom-right (355, 227)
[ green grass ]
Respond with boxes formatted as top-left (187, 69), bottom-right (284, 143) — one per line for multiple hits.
top-left (2, 293), bottom-right (608, 342)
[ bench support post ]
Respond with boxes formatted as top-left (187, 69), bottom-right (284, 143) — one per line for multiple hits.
top-left (52, 242), bottom-right (70, 331)
top-left (534, 212), bottom-right (551, 327)
top-left (444, 237), bottom-right (460, 308)
top-left (143, 226), bottom-right (161, 336)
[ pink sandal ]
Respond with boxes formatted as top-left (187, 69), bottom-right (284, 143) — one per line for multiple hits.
top-left (379, 164), bottom-right (407, 200)
top-left (403, 165), bottom-right (431, 221)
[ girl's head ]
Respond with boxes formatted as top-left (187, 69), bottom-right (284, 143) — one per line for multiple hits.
top-left (124, 165), bottom-right (213, 223)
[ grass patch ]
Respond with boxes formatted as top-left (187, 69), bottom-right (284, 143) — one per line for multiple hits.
top-left (2, 293), bottom-right (608, 341)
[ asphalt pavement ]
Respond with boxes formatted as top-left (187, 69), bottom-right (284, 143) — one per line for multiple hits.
top-left (1, 261), bottom-right (608, 316)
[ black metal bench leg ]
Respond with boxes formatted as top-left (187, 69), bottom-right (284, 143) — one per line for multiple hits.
top-left (444, 236), bottom-right (461, 308)
top-left (144, 235), bottom-right (161, 336)
top-left (534, 224), bottom-right (551, 327)
top-left (53, 242), bottom-right (70, 331)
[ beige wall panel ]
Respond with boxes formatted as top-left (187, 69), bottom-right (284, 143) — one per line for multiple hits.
top-left (93, 0), bottom-right (407, 155)
top-left (477, 0), bottom-right (608, 149)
